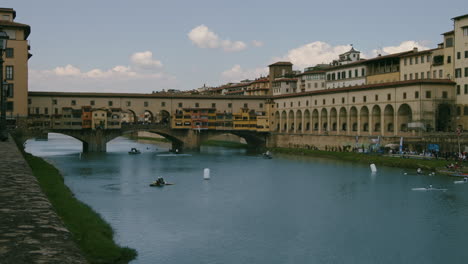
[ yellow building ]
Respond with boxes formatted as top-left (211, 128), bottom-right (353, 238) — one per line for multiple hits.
top-left (0, 8), bottom-right (31, 118)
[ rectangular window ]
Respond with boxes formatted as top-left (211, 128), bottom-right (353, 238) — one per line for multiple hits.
top-left (446, 37), bottom-right (453, 47)
top-left (363, 96), bottom-right (367, 102)
top-left (465, 84), bottom-right (468, 94)
top-left (421, 55), bottom-right (424, 63)
top-left (28, 99), bottom-right (31, 105)
top-left (404, 74), bottom-right (407, 81)
top-left (403, 92), bottom-right (407, 99)
top-left (108, 101), bottom-right (113, 106)
top-left (322, 99), bottom-right (326, 105)
top-left (361, 68), bottom-right (365, 76)
top-left (352, 97), bottom-right (355, 103)
top-left (447, 56), bottom-right (451, 63)
top-left (5, 66), bottom-right (13, 80)
top-left (439, 70), bottom-right (443, 78)
top-left (90, 100), bottom-right (95, 106)
top-left (54, 108), bottom-right (58, 115)
top-left (410, 58), bottom-right (413, 65)
top-left (44, 107), bottom-right (48, 115)
top-left (464, 27), bottom-right (468, 36)
top-left (409, 73), bottom-right (413, 80)
top-left (6, 102), bottom-right (13, 111)
top-left (433, 70), bottom-right (437, 78)
top-left (426, 91), bottom-right (431, 99)
top-left (259, 103), bottom-right (263, 108)
top-left (161, 102), bottom-right (166, 107)
top-left (5, 48), bottom-right (13, 58)
top-left (415, 91), bottom-right (419, 99)
top-left (427, 55), bottom-right (431, 62)
top-left (457, 52), bottom-right (461, 60)
top-left (53, 99), bottom-right (57, 105)
top-left (404, 58), bottom-right (407, 66)
top-left (144, 101), bottom-right (149, 107)
top-left (228, 103), bottom-right (232, 108)
top-left (465, 67), bottom-right (468, 77)
top-left (457, 85), bottom-right (461, 95)
top-left (421, 72), bottom-right (424, 79)
top-left (415, 57), bottom-right (419, 64)
top-left (212, 103), bottom-right (216, 108)
top-left (332, 98), bottom-right (335, 104)
top-left (415, 73), bottom-right (419, 79)
top-left (465, 51), bottom-right (468, 58)
top-left (126, 101), bottom-right (131, 106)
top-left (195, 103), bottom-right (199, 108)
top-left (442, 91), bottom-right (448, 99)
top-left (387, 94), bottom-right (391, 100)
top-left (342, 97), bottom-right (345, 103)
top-left (244, 103), bottom-right (248, 108)
top-left (455, 68), bottom-right (462, 78)
top-left (375, 95), bottom-right (378, 101)
top-left (427, 71), bottom-right (430, 79)
top-left (71, 100), bottom-right (76, 106)
top-left (6, 83), bottom-right (13, 97)
top-left (355, 69), bottom-right (358, 77)
top-left (178, 102), bottom-right (183, 108)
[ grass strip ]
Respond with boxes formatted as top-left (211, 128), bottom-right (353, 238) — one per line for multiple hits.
top-left (22, 152), bottom-right (137, 264)
top-left (201, 140), bottom-right (249, 149)
top-left (271, 147), bottom-right (450, 171)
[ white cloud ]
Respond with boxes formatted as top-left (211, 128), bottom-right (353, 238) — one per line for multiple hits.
top-left (252, 40), bottom-right (264, 47)
top-left (276, 41), bottom-right (352, 69)
top-left (29, 51), bottom-right (178, 93)
top-left (367, 40), bottom-right (430, 58)
top-left (188, 25), bottom-right (247, 52)
top-left (130, 51), bottom-right (163, 69)
top-left (221, 64), bottom-right (268, 82)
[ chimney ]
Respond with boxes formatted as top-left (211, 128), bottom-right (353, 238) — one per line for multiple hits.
top-left (413, 47), bottom-right (418, 52)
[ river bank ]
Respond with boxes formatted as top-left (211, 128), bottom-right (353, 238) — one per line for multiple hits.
top-left (270, 147), bottom-right (459, 173)
top-left (17, 141), bottom-right (137, 264)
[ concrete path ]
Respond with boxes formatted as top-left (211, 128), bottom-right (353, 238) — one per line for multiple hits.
top-left (0, 137), bottom-right (87, 264)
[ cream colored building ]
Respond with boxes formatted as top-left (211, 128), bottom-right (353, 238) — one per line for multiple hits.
top-left (453, 15), bottom-right (468, 128)
top-left (0, 8), bottom-right (31, 118)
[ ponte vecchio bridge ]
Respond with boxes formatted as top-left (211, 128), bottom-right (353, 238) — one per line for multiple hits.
top-left (22, 92), bottom-right (272, 152)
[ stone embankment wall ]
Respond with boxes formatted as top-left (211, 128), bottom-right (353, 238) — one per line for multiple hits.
top-left (267, 133), bottom-right (468, 152)
top-left (0, 137), bottom-right (87, 264)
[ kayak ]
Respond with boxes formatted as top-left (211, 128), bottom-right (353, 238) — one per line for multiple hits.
top-left (149, 182), bottom-right (174, 187)
top-left (411, 187), bottom-right (447, 191)
top-left (454, 180), bottom-right (467, 184)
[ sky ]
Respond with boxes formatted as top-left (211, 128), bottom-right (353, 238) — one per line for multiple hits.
top-left (3, 0), bottom-right (467, 93)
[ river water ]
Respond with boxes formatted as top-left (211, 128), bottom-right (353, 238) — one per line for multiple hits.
top-left (26, 133), bottom-right (468, 264)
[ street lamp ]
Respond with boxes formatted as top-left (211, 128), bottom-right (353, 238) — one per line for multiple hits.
top-left (0, 29), bottom-right (9, 141)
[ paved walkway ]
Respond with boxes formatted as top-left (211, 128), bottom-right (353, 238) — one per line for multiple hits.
top-left (0, 137), bottom-right (87, 264)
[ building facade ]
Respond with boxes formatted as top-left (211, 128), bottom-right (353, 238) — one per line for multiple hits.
top-left (0, 8), bottom-right (31, 118)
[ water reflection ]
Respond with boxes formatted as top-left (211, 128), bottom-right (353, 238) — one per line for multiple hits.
top-left (25, 133), bottom-right (468, 264)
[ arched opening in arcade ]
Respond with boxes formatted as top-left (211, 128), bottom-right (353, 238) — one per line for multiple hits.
top-left (304, 110), bottom-right (311, 131)
top-left (122, 109), bottom-right (137, 125)
top-left (350, 107), bottom-right (358, 132)
top-left (330, 108), bottom-right (337, 132)
top-left (360, 106), bottom-right (369, 132)
top-left (372, 105), bottom-right (381, 133)
top-left (312, 109), bottom-right (319, 131)
top-left (143, 110), bottom-right (154, 124)
top-left (339, 107), bottom-right (347, 132)
top-left (384, 105), bottom-right (394, 134)
top-left (159, 110), bottom-right (170, 125)
top-left (288, 110), bottom-right (295, 132)
top-left (274, 111), bottom-right (280, 131)
top-left (296, 110), bottom-right (302, 133)
top-left (397, 104), bottom-right (412, 132)
top-left (281, 111), bottom-right (287, 132)
top-left (320, 108), bottom-right (328, 132)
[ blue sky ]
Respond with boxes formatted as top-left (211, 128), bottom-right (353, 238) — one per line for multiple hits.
top-left (4, 0), bottom-right (466, 93)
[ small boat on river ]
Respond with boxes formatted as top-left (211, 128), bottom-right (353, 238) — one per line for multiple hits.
top-left (262, 151), bottom-right (273, 159)
top-left (454, 177), bottom-right (468, 184)
top-left (149, 177), bottom-right (174, 187)
top-left (128, 148), bottom-right (141, 154)
top-left (412, 185), bottom-right (447, 192)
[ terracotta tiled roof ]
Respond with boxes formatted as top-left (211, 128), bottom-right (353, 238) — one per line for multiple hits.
top-left (268, 61), bottom-right (292, 67)
top-left (0, 20), bottom-right (31, 39)
top-left (274, 79), bottom-right (455, 99)
top-left (29, 91), bottom-right (270, 100)
top-left (399, 48), bottom-right (440, 57)
top-left (273, 78), bottom-right (297, 82)
top-left (452, 14), bottom-right (468, 20)
top-left (363, 50), bottom-right (414, 64)
top-left (441, 30), bottom-right (454, 35)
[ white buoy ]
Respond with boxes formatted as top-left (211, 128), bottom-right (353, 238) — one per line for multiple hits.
top-left (370, 163), bottom-right (377, 173)
top-left (203, 168), bottom-right (210, 180)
